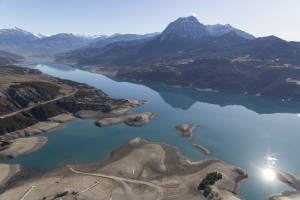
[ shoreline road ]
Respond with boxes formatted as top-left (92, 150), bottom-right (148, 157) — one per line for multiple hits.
top-left (0, 88), bottom-right (78, 119)
top-left (66, 165), bottom-right (163, 200)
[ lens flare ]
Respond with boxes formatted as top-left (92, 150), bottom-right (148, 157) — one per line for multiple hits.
top-left (262, 168), bottom-right (276, 181)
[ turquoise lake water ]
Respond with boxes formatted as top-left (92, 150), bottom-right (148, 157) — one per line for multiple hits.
top-left (4, 62), bottom-right (300, 199)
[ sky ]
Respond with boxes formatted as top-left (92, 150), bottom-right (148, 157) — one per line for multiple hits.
top-left (0, 0), bottom-right (300, 41)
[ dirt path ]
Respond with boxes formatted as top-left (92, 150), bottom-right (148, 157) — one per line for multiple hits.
top-left (66, 165), bottom-right (163, 200)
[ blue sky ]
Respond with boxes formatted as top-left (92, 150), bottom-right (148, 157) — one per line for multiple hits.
top-left (0, 0), bottom-right (299, 41)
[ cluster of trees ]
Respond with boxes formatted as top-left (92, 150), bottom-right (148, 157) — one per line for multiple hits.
top-left (0, 114), bottom-right (38, 135)
top-left (0, 139), bottom-right (11, 148)
top-left (198, 172), bottom-right (222, 197)
top-left (0, 103), bottom-right (62, 135)
top-left (10, 81), bottom-right (61, 100)
top-left (31, 103), bottom-right (62, 121)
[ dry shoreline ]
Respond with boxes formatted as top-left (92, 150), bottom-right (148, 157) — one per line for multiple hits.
top-left (0, 136), bottom-right (48, 161)
top-left (0, 164), bottom-right (21, 188)
top-left (0, 138), bottom-right (248, 200)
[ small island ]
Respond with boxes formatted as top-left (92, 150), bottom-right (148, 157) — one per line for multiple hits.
top-left (95, 112), bottom-right (155, 127)
top-left (175, 123), bottom-right (202, 139)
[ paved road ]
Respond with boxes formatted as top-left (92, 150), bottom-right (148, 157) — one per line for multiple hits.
top-left (66, 165), bottom-right (163, 200)
top-left (0, 88), bottom-right (77, 119)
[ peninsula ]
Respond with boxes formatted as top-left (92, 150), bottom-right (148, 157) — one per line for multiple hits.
top-left (0, 65), bottom-right (155, 160)
top-left (0, 138), bottom-right (248, 200)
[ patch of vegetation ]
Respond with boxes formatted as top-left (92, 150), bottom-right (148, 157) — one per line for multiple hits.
top-left (0, 114), bottom-right (38, 135)
top-left (30, 103), bottom-right (62, 121)
top-left (198, 172), bottom-right (222, 197)
top-left (0, 139), bottom-right (11, 148)
top-left (56, 98), bottom-right (112, 112)
top-left (53, 191), bottom-right (68, 199)
top-left (10, 81), bottom-right (61, 99)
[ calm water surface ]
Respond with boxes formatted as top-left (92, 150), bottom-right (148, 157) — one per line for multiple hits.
top-left (5, 62), bottom-right (300, 200)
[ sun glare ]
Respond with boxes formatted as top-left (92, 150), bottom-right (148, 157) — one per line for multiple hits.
top-left (262, 168), bottom-right (276, 181)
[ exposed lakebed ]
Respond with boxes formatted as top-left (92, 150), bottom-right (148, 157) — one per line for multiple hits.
top-left (3, 61), bottom-right (300, 199)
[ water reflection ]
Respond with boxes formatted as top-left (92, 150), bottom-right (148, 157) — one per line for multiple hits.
top-left (36, 64), bottom-right (76, 72)
top-left (144, 83), bottom-right (300, 114)
top-left (262, 168), bottom-right (276, 181)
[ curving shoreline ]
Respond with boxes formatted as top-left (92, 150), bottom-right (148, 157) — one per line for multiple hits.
top-left (0, 138), bottom-right (248, 200)
top-left (0, 136), bottom-right (48, 161)
top-left (0, 164), bottom-right (21, 188)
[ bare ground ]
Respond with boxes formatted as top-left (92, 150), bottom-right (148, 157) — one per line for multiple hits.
top-left (0, 138), bottom-right (248, 200)
top-left (0, 136), bottom-right (48, 160)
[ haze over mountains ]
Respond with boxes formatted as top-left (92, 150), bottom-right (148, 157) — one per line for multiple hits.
top-left (0, 27), bottom-right (159, 55)
top-left (0, 16), bottom-right (258, 56)
top-left (1, 16), bottom-right (300, 101)
top-left (56, 16), bottom-right (300, 67)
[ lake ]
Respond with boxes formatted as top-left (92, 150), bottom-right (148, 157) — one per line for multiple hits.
top-left (5, 61), bottom-right (300, 199)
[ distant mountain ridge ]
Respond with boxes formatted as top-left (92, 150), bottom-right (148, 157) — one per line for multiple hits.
top-left (0, 49), bottom-right (24, 65)
top-left (0, 28), bottom-right (159, 55)
top-left (0, 17), bottom-right (256, 55)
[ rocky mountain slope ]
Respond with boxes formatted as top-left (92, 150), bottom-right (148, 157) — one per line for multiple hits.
top-left (56, 16), bottom-right (300, 102)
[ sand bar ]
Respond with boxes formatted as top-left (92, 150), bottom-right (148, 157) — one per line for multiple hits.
top-left (192, 143), bottom-right (210, 155)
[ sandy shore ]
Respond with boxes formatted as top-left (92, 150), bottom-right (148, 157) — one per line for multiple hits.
top-left (267, 168), bottom-right (300, 200)
top-left (0, 136), bottom-right (48, 160)
top-left (0, 164), bottom-right (21, 188)
top-left (192, 143), bottom-right (210, 155)
top-left (0, 138), bottom-right (248, 200)
top-left (176, 123), bottom-right (202, 139)
top-left (95, 112), bottom-right (155, 127)
top-left (75, 107), bottom-right (134, 119)
top-left (49, 113), bottom-right (76, 123)
top-left (3, 122), bottom-right (66, 140)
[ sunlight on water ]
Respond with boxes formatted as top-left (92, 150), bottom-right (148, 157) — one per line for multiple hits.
top-left (297, 114), bottom-right (300, 118)
top-left (262, 168), bottom-right (276, 181)
top-left (261, 156), bottom-right (278, 182)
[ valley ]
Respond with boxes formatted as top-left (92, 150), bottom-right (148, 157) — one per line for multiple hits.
top-left (0, 11), bottom-right (300, 200)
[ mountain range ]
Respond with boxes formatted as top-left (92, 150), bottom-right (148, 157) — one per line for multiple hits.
top-left (55, 16), bottom-right (300, 101)
top-left (0, 17), bottom-right (257, 56)
top-left (0, 28), bottom-right (159, 55)
top-left (56, 16), bottom-right (299, 67)
top-left (1, 16), bottom-right (300, 101)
